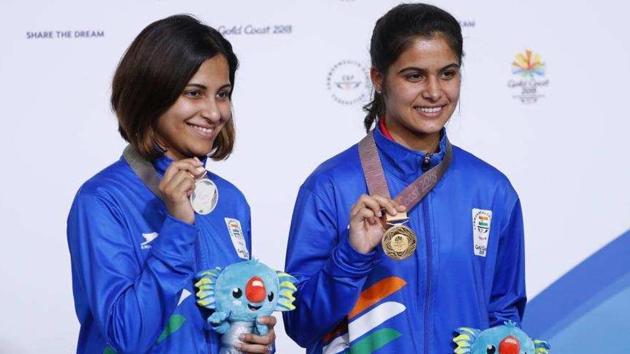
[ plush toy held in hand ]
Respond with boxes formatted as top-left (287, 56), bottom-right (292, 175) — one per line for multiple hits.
top-left (195, 260), bottom-right (297, 353)
top-left (453, 321), bottom-right (550, 354)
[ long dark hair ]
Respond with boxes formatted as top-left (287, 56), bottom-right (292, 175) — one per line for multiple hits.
top-left (363, 3), bottom-right (463, 132)
top-left (111, 15), bottom-right (239, 160)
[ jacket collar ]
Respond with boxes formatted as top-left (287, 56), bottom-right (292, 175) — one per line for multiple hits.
top-left (372, 125), bottom-right (448, 183)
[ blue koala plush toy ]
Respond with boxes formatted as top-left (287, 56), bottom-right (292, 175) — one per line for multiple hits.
top-left (195, 260), bottom-right (297, 354)
top-left (453, 321), bottom-right (550, 354)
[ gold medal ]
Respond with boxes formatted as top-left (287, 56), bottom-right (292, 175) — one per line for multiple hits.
top-left (381, 212), bottom-right (417, 260)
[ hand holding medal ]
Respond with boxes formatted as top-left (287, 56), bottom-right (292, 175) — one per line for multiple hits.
top-left (358, 131), bottom-right (453, 260)
top-left (158, 158), bottom-right (209, 225)
top-left (348, 194), bottom-right (406, 255)
top-left (123, 145), bottom-right (220, 225)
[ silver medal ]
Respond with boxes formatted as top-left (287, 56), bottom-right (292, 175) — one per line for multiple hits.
top-left (190, 177), bottom-right (218, 215)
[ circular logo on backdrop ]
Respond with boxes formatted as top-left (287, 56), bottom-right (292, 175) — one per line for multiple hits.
top-left (326, 60), bottom-right (370, 105)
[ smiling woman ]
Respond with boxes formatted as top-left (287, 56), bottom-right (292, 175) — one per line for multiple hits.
top-left (67, 15), bottom-right (277, 354)
top-left (154, 55), bottom-right (233, 161)
top-left (284, 3), bottom-right (527, 354)
top-left (370, 33), bottom-right (461, 152)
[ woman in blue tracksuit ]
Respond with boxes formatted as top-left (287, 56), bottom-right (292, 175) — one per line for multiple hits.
top-left (284, 4), bottom-right (526, 354)
top-left (67, 15), bottom-right (275, 354)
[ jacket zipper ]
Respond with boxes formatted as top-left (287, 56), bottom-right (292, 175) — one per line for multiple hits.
top-left (195, 219), bottom-right (209, 271)
top-left (422, 153), bottom-right (432, 353)
top-left (422, 197), bottom-right (432, 354)
top-left (422, 153), bottom-right (432, 172)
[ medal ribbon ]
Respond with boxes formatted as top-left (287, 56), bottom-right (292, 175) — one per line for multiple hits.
top-left (358, 131), bottom-right (453, 211)
top-left (123, 145), bottom-right (163, 199)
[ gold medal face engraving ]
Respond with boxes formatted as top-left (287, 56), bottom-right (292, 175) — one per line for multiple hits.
top-left (390, 233), bottom-right (409, 253)
top-left (381, 213), bottom-right (417, 260)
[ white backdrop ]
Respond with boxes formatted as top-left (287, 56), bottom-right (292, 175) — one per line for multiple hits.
top-left (1, 0), bottom-right (629, 353)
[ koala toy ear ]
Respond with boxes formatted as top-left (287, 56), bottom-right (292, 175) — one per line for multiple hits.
top-left (275, 271), bottom-right (297, 312)
top-left (452, 327), bottom-right (480, 354)
top-left (534, 339), bottom-right (551, 354)
top-left (195, 267), bottom-right (222, 309)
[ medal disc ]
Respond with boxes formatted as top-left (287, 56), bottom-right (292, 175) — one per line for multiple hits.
top-left (190, 178), bottom-right (218, 215)
top-left (382, 224), bottom-right (417, 260)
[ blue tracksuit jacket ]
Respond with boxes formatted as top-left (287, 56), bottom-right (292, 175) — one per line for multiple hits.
top-left (283, 127), bottom-right (526, 353)
top-left (67, 153), bottom-right (251, 354)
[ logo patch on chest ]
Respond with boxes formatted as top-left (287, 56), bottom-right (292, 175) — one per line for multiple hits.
top-left (472, 209), bottom-right (492, 257)
top-left (141, 232), bottom-right (159, 249)
top-left (224, 218), bottom-right (250, 260)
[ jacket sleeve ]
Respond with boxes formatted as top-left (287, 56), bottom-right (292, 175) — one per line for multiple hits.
top-left (283, 183), bottom-right (380, 348)
top-left (67, 191), bottom-right (198, 354)
top-left (488, 197), bottom-right (527, 326)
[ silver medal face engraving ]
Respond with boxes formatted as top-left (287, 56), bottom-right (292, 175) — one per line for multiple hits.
top-left (190, 178), bottom-right (218, 215)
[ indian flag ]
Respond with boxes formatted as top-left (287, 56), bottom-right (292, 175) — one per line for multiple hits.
top-left (323, 276), bottom-right (407, 354)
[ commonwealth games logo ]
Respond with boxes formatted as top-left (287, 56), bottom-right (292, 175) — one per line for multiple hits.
top-left (507, 49), bottom-right (550, 104)
top-left (326, 60), bottom-right (370, 105)
top-left (512, 50), bottom-right (545, 79)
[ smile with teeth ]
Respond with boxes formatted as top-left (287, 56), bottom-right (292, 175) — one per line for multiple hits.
top-left (187, 123), bottom-right (214, 136)
top-left (417, 106), bottom-right (444, 113)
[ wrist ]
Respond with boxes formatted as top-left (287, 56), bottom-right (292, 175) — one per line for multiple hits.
top-left (324, 236), bottom-right (380, 278)
top-left (349, 238), bottom-right (372, 254)
top-left (168, 207), bottom-right (194, 225)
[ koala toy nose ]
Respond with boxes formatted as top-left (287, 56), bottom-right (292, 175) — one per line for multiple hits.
top-left (499, 335), bottom-right (520, 354)
top-left (246, 276), bottom-right (266, 303)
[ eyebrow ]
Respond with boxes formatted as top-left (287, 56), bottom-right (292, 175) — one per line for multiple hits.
top-left (397, 63), bottom-right (460, 74)
top-left (185, 83), bottom-right (206, 90)
top-left (185, 83), bottom-right (232, 91)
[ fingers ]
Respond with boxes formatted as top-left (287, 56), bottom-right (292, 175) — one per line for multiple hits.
top-left (159, 158), bottom-right (206, 198)
top-left (239, 331), bottom-right (275, 345)
top-left (238, 331), bottom-right (275, 353)
top-left (161, 158), bottom-right (205, 186)
top-left (350, 194), bottom-right (403, 220)
top-left (161, 170), bottom-right (195, 201)
top-left (371, 194), bottom-right (403, 216)
top-left (350, 195), bottom-right (380, 219)
top-left (256, 316), bottom-right (277, 327)
top-left (238, 316), bottom-right (276, 344)
top-left (235, 343), bottom-right (273, 354)
top-left (354, 207), bottom-right (381, 226)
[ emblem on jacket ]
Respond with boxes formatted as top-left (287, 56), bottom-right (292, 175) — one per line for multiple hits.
top-left (141, 232), bottom-right (159, 249)
top-left (225, 218), bottom-right (250, 260)
top-left (472, 209), bottom-right (492, 257)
